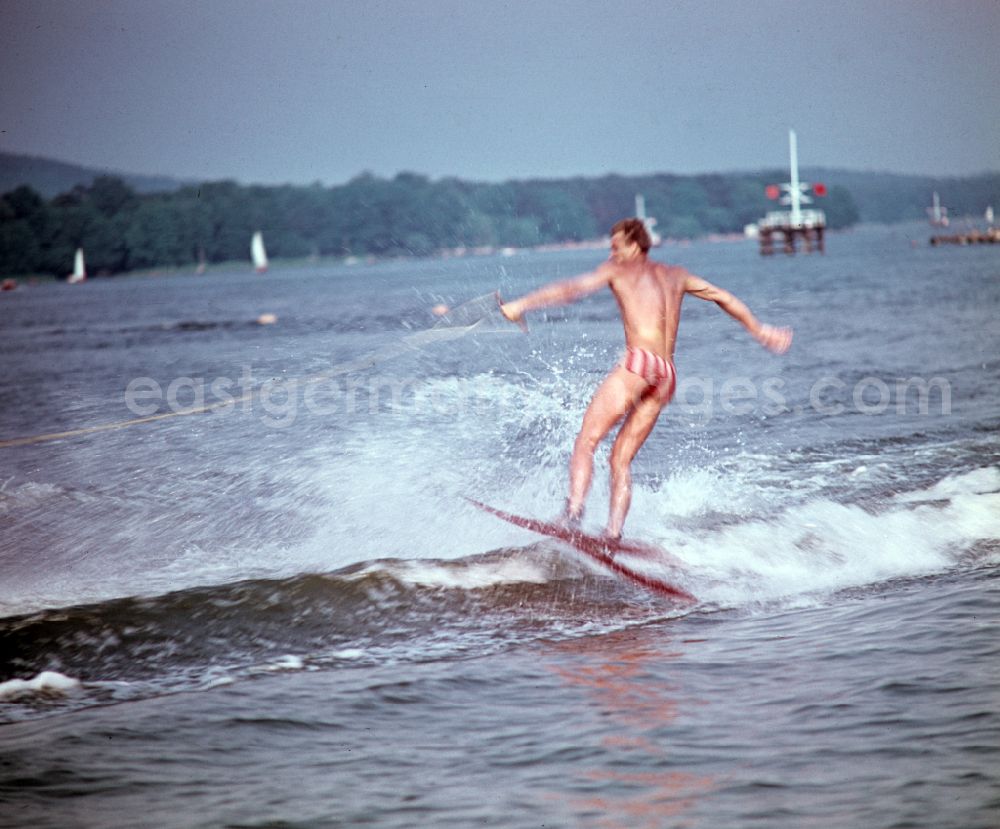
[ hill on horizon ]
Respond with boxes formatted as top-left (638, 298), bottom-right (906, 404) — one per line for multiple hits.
top-left (0, 151), bottom-right (192, 199)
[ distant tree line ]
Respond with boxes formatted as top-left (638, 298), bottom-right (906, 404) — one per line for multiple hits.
top-left (0, 171), bottom-right (865, 277)
top-left (800, 169), bottom-right (1000, 225)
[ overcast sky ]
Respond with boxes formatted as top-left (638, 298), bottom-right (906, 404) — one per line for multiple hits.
top-left (1, 0), bottom-right (998, 186)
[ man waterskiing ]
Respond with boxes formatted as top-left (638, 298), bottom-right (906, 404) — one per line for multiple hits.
top-left (500, 218), bottom-right (792, 539)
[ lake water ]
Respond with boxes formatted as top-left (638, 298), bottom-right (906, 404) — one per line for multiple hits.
top-left (1, 223), bottom-right (998, 828)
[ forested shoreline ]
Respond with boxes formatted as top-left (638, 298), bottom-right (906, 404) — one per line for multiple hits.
top-left (3, 151), bottom-right (999, 278)
top-left (1, 170), bottom-right (864, 277)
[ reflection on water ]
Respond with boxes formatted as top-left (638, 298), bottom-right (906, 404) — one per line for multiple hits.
top-left (542, 627), bottom-right (715, 828)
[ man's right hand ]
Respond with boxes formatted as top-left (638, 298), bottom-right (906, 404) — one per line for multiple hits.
top-left (497, 295), bottom-right (529, 332)
top-left (499, 302), bottom-right (519, 323)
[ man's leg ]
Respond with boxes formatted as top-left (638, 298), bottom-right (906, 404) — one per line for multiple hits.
top-left (566, 367), bottom-right (647, 521)
top-left (605, 385), bottom-right (671, 538)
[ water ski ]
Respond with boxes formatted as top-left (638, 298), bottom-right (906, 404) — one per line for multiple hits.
top-left (467, 498), bottom-right (695, 602)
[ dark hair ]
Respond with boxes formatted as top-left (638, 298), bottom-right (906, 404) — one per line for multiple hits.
top-left (611, 217), bottom-right (652, 254)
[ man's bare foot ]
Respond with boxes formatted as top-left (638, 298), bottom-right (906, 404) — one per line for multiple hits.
top-left (555, 502), bottom-right (583, 531)
top-left (598, 529), bottom-right (622, 558)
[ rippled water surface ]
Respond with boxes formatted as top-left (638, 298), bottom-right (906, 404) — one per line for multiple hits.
top-left (1, 224), bottom-right (998, 827)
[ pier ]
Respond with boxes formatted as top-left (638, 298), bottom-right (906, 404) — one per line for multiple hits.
top-left (759, 214), bottom-right (826, 255)
top-left (755, 130), bottom-right (826, 256)
top-left (930, 228), bottom-right (1000, 246)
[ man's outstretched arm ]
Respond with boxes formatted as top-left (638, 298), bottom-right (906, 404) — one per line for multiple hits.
top-left (684, 273), bottom-right (793, 354)
top-left (500, 265), bottom-right (614, 326)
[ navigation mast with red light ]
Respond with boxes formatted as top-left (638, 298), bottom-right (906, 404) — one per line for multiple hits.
top-left (756, 130), bottom-right (827, 255)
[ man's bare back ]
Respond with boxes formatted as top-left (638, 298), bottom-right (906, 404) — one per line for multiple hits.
top-left (500, 218), bottom-right (791, 538)
top-left (607, 259), bottom-right (685, 359)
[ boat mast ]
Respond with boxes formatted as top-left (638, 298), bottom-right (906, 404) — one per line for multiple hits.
top-left (788, 130), bottom-right (802, 227)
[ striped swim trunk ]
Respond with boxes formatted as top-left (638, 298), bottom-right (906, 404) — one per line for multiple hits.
top-left (622, 346), bottom-right (676, 397)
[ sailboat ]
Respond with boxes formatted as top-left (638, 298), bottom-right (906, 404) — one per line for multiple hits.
top-left (251, 231), bottom-right (269, 273)
top-left (927, 192), bottom-right (949, 228)
top-left (67, 248), bottom-right (87, 284)
top-left (986, 205), bottom-right (994, 226)
top-left (634, 194), bottom-right (663, 247)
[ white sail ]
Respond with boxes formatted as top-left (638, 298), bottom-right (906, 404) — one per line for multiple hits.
top-left (927, 192), bottom-right (949, 227)
top-left (67, 248), bottom-right (87, 283)
top-left (634, 193), bottom-right (662, 247)
top-left (251, 231), bottom-right (268, 272)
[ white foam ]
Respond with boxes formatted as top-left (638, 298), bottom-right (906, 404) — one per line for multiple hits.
top-left (381, 556), bottom-right (551, 590)
top-left (295, 372), bottom-right (586, 568)
top-left (0, 670), bottom-right (81, 699)
top-left (263, 655), bottom-right (305, 672)
top-left (639, 464), bottom-right (764, 519)
top-left (893, 466), bottom-right (1000, 503)
top-left (332, 648), bottom-right (366, 660)
top-left (0, 481), bottom-right (64, 513)
top-left (666, 482), bottom-right (1000, 607)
